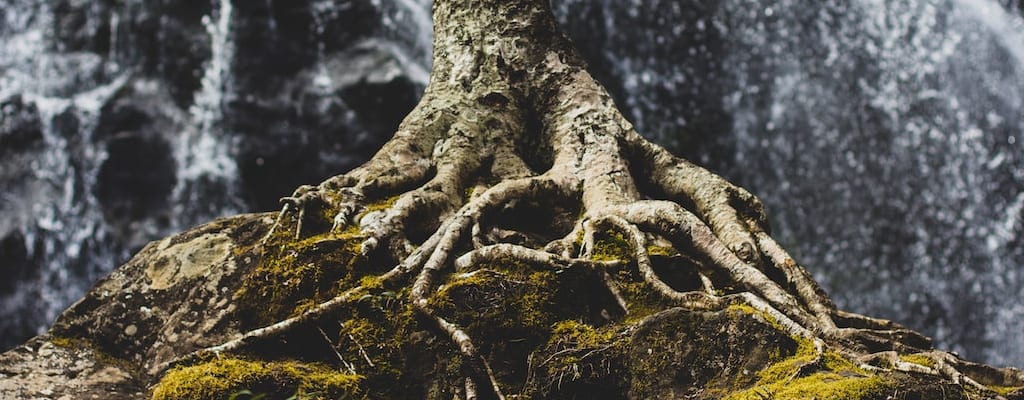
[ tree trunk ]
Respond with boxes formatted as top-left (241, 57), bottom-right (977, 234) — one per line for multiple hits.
top-left (10, 0), bottom-right (1024, 399)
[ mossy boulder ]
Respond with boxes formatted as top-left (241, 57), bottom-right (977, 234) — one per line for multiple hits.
top-left (1, 214), bottom-right (1021, 399)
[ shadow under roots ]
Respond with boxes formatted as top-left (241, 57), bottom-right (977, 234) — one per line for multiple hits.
top-left (477, 195), bottom-right (579, 248)
top-left (649, 253), bottom-right (707, 293)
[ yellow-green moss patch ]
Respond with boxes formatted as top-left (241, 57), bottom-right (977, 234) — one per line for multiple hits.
top-left (990, 384), bottom-right (1024, 396)
top-left (47, 335), bottom-right (134, 371)
top-left (617, 281), bottom-right (670, 323)
top-left (899, 353), bottom-right (936, 369)
top-left (646, 245), bottom-right (678, 257)
top-left (749, 336), bottom-right (820, 386)
top-left (361, 195), bottom-right (401, 215)
top-left (724, 335), bottom-right (889, 400)
top-left (49, 336), bottom-right (79, 349)
top-left (151, 358), bottom-right (362, 400)
top-left (728, 372), bottom-right (887, 400)
top-left (234, 232), bottom-right (366, 326)
top-left (592, 230), bottom-right (632, 262)
top-left (550, 320), bottom-right (617, 348)
top-left (432, 268), bottom-right (558, 336)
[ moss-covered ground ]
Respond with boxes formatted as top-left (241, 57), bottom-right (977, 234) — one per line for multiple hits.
top-left (151, 358), bottom-right (362, 400)
top-left (143, 208), bottom-right (997, 399)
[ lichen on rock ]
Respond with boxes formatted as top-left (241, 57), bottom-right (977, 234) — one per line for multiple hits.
top-left (145, 232), bottom-right (234, 291)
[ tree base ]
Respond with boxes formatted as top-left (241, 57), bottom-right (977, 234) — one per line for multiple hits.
top-left (4, 0), bottom-right (1023, 398)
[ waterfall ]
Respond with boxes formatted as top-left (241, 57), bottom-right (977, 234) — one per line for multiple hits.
top-left (379, 0), bottom-right (434, 68)
top-left (173, 0), bottom-right (242, 221)
top-left (0, 0), bottom-right (131, 346)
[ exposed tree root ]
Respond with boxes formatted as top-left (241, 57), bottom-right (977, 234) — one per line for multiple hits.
top-left (171, 119), bottom-right (1023, 397)
top-left (159, 0), bottom-right (1024, 398)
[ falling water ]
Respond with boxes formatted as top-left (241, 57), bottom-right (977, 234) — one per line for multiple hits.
top-left (174, 0), bottom-right (242, 221)
top-left (378, 0), bottom-right (434, 67)
top-left (0, 0), bottom-right (131, 346)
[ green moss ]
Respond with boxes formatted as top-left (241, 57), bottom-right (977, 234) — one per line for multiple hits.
top-left (608, 262), bottom-right (673, 323)
top-left (520, 271), bottom-right (558, 328)
top-left (899, 354), bottom-right (936, 369)
top-left (550, 320), bottom-right (616, 348)
top-left (591, 231), bottom-right (632, 262)
top-left (151, 358), bottom-right (362, 400)
top-left (750, 336), bottom-right (819, 385)
top-left (723, 334), bottom-right (889, 400)
top-left (989, 384), bottom-right (1024, 396)
top-left (534, 319), bottom-right (625, 397)
top-left (291, 298), bottom-right (318, 316)
top-left (325, 287), bottom-right (421, 398)
top-left (47, 336), bottom-right (134, 372)
top-left (646, 245), bottom-right (678, 257)
top-left (617, 282), bottom-right (665, 323)
top-left (361, 195), bottom-right (400, 215)
top-left (358, 275), bottom-right (384, 290)
top-left (429, 270), bottom-right (500, 311)
top-left (729, 373), bottom-right (887, 400)
top-left (234, 232), bottom-right (367, 326)
top-left (429, 264), bottom-right (562, 391)
top-left (432, 268), bottom-right (557, 336)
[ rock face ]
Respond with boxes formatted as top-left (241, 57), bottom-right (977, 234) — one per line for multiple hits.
top-left (0, 214), bottom-right (267, 399)
top-left (1, 214), bottom-right (1020, 399)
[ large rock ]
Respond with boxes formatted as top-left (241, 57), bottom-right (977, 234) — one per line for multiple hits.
top-left (2, 214), bottom-right (1018, 399)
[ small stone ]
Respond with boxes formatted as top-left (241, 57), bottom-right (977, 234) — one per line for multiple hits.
top-left (124, 325), bottom-right (138, 336)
